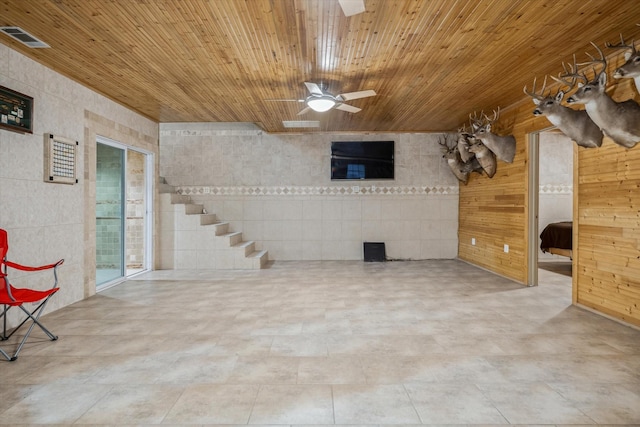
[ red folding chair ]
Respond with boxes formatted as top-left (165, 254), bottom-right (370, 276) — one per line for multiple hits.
top-left (0, 229), bottom-right (64, 361)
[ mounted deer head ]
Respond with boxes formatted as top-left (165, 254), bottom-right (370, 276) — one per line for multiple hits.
top-left (523, 72), bottom-right (602, 148)
top-left (565, 42), bottom-right (640, 148)
top-left (456, 125), bottom-right (475, 163)
top-left (467, 139), bottom-right (497, 178)
top-left (606, 28), bottom-right (640, 93)
top-left (439, 134), bottom-right (483, 185)
top-left (470, 108), bottom-right (516, 163)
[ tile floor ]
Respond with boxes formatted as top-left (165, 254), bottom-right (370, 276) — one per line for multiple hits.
top-left (1, 259), bottom-right (639, 426)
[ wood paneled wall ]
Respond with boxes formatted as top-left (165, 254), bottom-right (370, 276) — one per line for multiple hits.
top-left (459, 56), bottom-right (640, 328)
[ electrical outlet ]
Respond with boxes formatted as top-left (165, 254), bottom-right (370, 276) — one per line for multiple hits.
top-left (352, 185), bottom-right (360, 193)
top-left (504, 244), bottom-right (509, 253)
top-left (371, 185), bottom-right (376, 191)
top-left (471, 238), bottom-right (476, 246)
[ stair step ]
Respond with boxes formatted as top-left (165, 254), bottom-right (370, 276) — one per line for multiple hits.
top-left (212, 222), bottom-right (230, 236)
top-left (185, 204), bottom-right (204, 215)
top-left (170, 194), bottom-right (191, 204)
top-left (158, 182), bottom-right (175, 194)
top-left (248, 249), bottom-right (267, 259)
top-left (200, 213), bottom-right (219, 225)
top-left (248, 250), bottom-right (269, 269)
top-left (233, 240), bottom-right (255, 256)
top-left (219, 231), bottom-right (243, 245)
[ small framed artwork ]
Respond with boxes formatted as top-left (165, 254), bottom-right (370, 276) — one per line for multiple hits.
top-left (0, 85), bottom-right (33, 134)
top-left (44, 133), bottom-right (78, 185)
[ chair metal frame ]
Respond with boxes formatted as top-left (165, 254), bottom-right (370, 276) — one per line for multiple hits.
top-left (0, 229), bottom-right (64, 361)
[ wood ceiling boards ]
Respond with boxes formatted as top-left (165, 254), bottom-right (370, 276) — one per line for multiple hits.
top-left (1, 0), bottom-right (640, 133)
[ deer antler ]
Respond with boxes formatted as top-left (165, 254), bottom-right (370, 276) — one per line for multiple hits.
top-left (552, 54), bottom-right (587, 88)
top-left (523, 75), bottom-right (549, 100)
top-left (438, 135), bottom-right (452, 152)
top-left (577, 41), bottom-right (608, 81)
top-left (606, 33), bottom-right (637, 56)
top-left (469, 111), bottom-right (485, 129)
top-left (483, 107), bottom-right (500, 125)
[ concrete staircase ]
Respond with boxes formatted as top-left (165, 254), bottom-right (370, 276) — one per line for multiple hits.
top-left (158, 180), bottom-right (268, 270)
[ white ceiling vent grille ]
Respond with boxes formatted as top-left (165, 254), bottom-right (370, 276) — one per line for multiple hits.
top-left (0, 27), bottom-right (50, 48)
top-left (283, 120), bottom-right (320, 128)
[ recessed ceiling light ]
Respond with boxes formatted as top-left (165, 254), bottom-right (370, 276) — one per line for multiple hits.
top-left (282, 121), bottom-right (320, 128)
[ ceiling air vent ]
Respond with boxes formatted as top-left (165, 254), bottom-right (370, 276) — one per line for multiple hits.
top-left (283, 121), bottom-right (320, 128)
top-left (0, 27), bottom-right (50, 48)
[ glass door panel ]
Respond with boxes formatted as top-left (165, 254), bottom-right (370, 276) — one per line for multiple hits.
top-left (96, 142), bottom-right (125, 286)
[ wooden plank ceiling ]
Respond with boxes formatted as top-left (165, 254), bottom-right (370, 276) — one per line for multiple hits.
top-left (1, 0), bottom-right (640, 133)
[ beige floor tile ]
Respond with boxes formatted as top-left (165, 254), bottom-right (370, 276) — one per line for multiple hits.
top-left (0, 383), bottom-right (111, 424)
top-left (163, 384), bottom-right (259, 424)
top-left (154, 354), bottom-right (238, 384)
top-left (405, 382), bottom-right (508, 424)
top-left (1, 260), bottom-right (639, 426)
top-left (477, 382), bottom-right (595, 424)
top-left (227, 356), bottom-right (299, 384)
top-left (550, 382), bottom-right (640, 424)
top-left (333, 384), bottom-right (421, 424)
top-left (74, 384), bottom-right (183, 424)
top-left (297, 356), bottom-right (367, 384)
top-left (249, 384), bottom-right (334, 424)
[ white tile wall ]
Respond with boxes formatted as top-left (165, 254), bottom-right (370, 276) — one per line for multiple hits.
top-left (1, 44), bottom-right (158, 328)
top-left (159, 124), bottom-right (460, 261)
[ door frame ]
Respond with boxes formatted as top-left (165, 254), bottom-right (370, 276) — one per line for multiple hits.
top-left (96, 135), bottom-right (154, 290)
top-left (526, 128), bottom-right (578, 293)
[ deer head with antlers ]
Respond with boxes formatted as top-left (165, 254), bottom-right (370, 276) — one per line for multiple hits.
top-left (467, 138), bottom-right (497, 178)
top-left (469, 108), bottom-right (516, 163)
top-left (606, 25), bottom-right (640, 93)
top-left (456, 125), bottom-right (475, 164)
top-left (439, 134), bottom-right (483, 185)
top-left (565, 42), bottom-right (640, 148)
top-left (523, 69), bottom-right (602, 148)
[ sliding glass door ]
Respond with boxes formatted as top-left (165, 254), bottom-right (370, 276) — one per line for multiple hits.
top-left (96, 137), bottom-right (152, 289)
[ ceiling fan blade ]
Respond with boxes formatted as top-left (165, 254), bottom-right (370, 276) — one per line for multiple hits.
top-left (297, 106), bottom-right (312, 115)
top-left (304, 82), bottom-right (323, 96)
top-left (338, 0), bottom-right (365, 16)
top-left (335, 103), bottom-right (361, 113)
top-left (338, 89), bottom-right (376, 101)
top-left (264, 99), bottom-right (304, 102)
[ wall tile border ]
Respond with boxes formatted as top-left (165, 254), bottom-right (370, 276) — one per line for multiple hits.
top-left (176, 185), bottom-right (459, 197)
top-left (539, 184), bottom-right (572, 195)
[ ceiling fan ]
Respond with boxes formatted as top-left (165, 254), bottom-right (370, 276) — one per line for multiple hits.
top-left (268, 82), bottom-right (376, 115)
top-left (338, 0), bottom-right (365, 16)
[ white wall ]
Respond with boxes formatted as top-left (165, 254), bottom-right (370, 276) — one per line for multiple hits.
top-left (538, 131), bottom-right (573, 261)
top-left (159, 123), bottom-right (460, 261)
top-left (0, 44), bottom-right (158, 327)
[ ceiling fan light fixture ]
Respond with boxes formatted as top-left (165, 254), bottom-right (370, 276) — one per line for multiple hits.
top-left (306, 95), bottom-right (336, 112)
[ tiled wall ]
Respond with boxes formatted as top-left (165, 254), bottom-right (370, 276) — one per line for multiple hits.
top-left (538, 131), bottom-right (573, 261)
top-left (0, 43), bottom-right (158, 328)
top-left (159, 123), bottom-right (460, 261)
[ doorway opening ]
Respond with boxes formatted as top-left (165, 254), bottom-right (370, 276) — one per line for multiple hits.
top-left (527, 130), bottom-right (574, 286)
top-left (96, 136), bottom-right (153, 290)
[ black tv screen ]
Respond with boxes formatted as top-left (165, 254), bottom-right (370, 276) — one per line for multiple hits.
top-left (331, 141), bottom-right (394, 180)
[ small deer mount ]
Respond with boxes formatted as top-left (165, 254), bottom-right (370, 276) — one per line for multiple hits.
top-left (469, 108), bottom-right (516, 163)
top-left (439, 133), bottom-right (483, 185)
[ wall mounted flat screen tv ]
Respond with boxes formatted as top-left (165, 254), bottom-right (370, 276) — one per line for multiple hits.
top-left (331, 141), bottom-right (394, 180)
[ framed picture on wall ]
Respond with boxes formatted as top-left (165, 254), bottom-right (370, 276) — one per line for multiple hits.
top-left (0, 85), bottom-right (33, 134)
